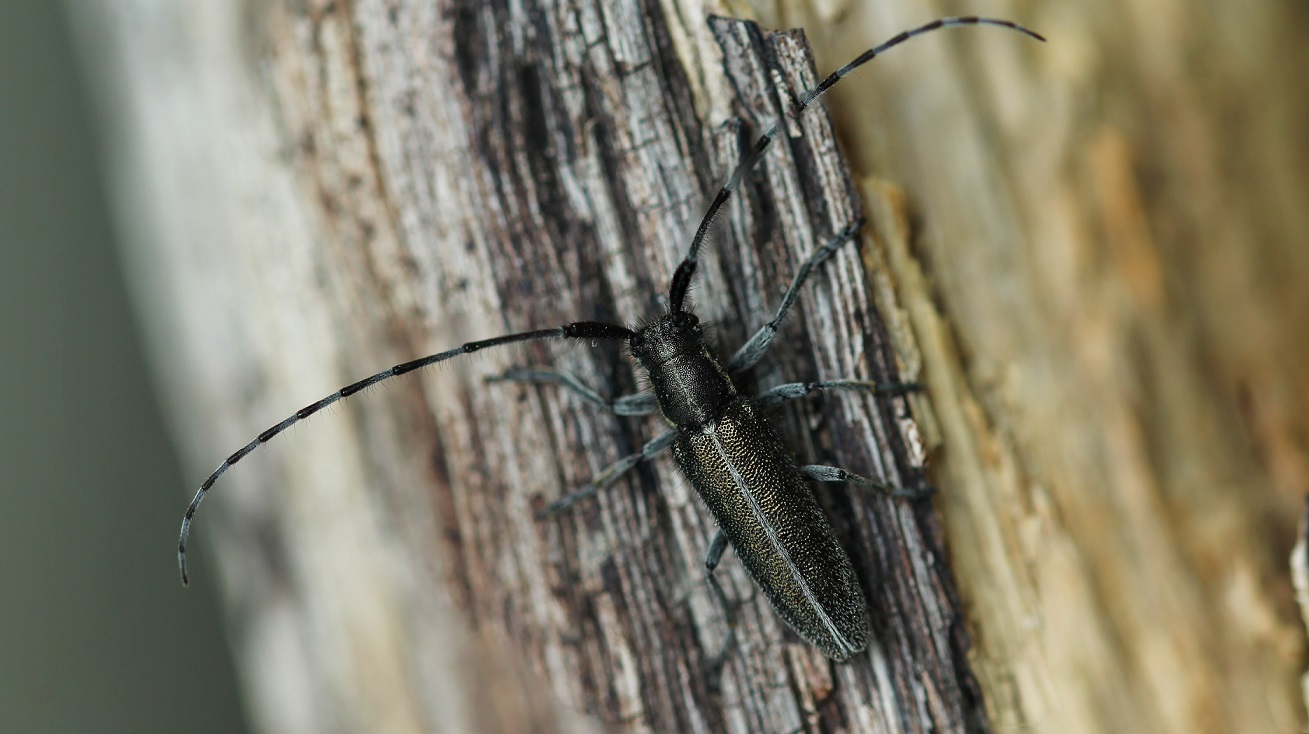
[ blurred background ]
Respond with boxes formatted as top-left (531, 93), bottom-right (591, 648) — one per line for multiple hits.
top-left (0, 3), bottom-right (247, 731)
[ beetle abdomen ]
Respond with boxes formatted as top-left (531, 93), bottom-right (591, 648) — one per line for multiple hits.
top-left (673, 398), bottom-right (870, 660)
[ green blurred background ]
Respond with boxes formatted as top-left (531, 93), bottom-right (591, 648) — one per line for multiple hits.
top-left (0, 3), bottom-right (247, 731)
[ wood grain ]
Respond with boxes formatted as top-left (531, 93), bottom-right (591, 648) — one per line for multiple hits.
top-left (77, 0), bottom-right (1309, 732)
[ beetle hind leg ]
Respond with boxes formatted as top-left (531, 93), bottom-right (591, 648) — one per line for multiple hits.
top-left (704, 529), bottom-right (742, 677)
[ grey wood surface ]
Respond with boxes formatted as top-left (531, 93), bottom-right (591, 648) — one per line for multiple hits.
top-left (79, 0), bottom-right (1309, 733)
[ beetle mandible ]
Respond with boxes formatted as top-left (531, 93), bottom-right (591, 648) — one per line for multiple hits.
top-left (178, 16), bottom-right (1044, 661)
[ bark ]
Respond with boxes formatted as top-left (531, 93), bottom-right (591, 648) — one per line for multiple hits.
top-left (77, 0), bottom-right (1309, 733)
top-left (801, 2), bottom-right (1309, 732)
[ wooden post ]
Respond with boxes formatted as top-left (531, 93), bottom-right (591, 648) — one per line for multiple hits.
top-left (77, 0), bottom-right (1309, 732)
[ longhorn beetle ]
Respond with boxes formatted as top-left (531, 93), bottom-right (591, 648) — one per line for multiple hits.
top-left (179, 17), bottom-right (1043, 661)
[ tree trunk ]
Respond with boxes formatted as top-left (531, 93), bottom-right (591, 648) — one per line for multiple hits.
top-left (77, 0), bottom-right (1309, 733)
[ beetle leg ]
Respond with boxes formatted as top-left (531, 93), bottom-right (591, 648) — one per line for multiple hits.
top-left (755, 379), bottom-right (920, 410)
top-left (489, 367), bottom-right (657, 415)
top-left (728, 220), bottom-right (862, 374)
top-left (704, 529), bottom-right (739, 674)
top-left (799, 464), bottom-right (936, 499)
top-left (538, 429), bottom-right (677, 516)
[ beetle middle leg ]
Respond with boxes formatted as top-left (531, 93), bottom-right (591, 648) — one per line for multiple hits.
top-left (538, 429), bottom-right (678, 516)
top-left (489, 367), bottom-right (657, 415)
top-left (800, 464), bottom-right (936, 499)
top-left (759, 381), bottom-right (934, 498)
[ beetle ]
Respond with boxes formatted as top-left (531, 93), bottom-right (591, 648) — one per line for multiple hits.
top-left (179, 16), bottom-right (1043, 661)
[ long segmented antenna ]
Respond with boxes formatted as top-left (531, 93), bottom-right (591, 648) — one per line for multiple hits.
top-left (666, 16), bottom-right (1045, 313)
top-left (178, 320), bottom-right (634, 585)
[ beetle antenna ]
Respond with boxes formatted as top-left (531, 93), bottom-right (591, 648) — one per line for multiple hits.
top-left (666, 16), bottom-right (1044, 313)
top-left (178, 320), bottom-right (634, 585)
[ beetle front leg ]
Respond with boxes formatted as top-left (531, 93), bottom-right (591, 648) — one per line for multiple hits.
top-left (755, 379), bottom-right (921, 410)
top-left (728, 220), bottom-right (862, 374)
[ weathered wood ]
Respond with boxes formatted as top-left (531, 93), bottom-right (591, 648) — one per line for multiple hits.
top-left (793, 2), bottom-right (1309, 733)
top-left (78, 0), bottom-right (982, 731)
top-left (78, 0), bottom-right (1309, 732)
